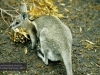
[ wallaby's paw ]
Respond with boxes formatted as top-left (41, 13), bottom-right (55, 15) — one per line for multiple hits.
top-left (37, 52), bottom-right (40, 57)
top-left (44, 60), bottom-right (48, 65)
top-left (31, 45), bottom-right (36, 50)
top-left (27, 46), bottom-right (33, 50)
top-left (31, 46), bottom-right (34, 49)
top-left (37, 52), bottom-right (44, 60)
top-left (37, 52), bottom-right (48, 65)
top-left (42, 57), bottom-right (48, 65)
top-left (44, 56), bottom-right (48, 65)
top-left (31, 44), bottom-right (35, 49)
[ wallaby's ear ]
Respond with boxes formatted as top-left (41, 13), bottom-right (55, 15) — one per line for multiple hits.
top-left (21, 12), bottom-right (28, 20)
top-left (19, 3), bottom-right (27, 13)
top-left (19, 3), bottom-right (28, 20)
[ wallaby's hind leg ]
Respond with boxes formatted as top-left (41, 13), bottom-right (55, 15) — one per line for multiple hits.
top-left (37, 49), bottom-right (48, 65)
top-left (43, 50), bottom-right (48, 65)
top-left (38, 28), bottom-right (49, 65)
top-left (37, 38), bottom-right (48, 65)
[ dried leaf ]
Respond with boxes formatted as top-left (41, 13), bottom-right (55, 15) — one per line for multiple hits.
top-left (14, 32), bottom-right (17, 42)
top-left (85, 40), bottom-right (95, 45)
top-left (28, 0), bottom-right (63, 18)
top-left (24, 47), bottom-right (28, 54)
top-left (56, 14), bottom-right (64, 18)
top-left (80, 27), bottom-right (82, 33)
top-left (13, 28), bottom-right (20, 32)
top-left (70, 0), bottom-right (72, 2)
top-left (19, 32), bottom-right (29, 39)
top-left (85, 43), bottom-right (93, 50)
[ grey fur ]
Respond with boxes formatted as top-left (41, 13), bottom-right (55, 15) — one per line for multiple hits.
top-left (34, 15), bottom-right (73, 75)
top-left (10, 4), bottom-right (73, 75)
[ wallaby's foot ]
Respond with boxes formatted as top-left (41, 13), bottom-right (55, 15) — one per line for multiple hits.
top-left (31, 46), bottom-right (34, 49)
top-left (31, 40), bottom-right (36, 49)
top-left (37, 52), bottom-right (48, 65)
top-left (27, 44), bottom-right (35, 50)
top-left (27, 45), bottom-right (34, 50)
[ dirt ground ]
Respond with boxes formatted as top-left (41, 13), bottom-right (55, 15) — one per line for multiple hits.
top-left (0, 0), bottom-right (100, 75)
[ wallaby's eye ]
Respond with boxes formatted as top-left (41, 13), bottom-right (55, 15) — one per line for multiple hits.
top-left (15, 21), bottom-right (20, 25)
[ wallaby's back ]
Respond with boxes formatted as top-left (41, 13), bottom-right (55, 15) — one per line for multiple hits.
top-left (34, 15), bottom-right (72, 43)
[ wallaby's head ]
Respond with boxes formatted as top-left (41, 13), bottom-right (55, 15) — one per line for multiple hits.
top-left (10, 3), bottom-right (28, 29)
top-left (10, 13), bottom-right (28, 29)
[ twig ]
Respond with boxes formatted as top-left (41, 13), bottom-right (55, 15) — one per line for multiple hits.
top-left (2, 0), bottom-right (20, 14)
top-left (0, 8), bottom-right (14, 25)
top-left (4, 9), bottom-right (20, 15)
top-left (0, 26), bottom-right (10, 40)
top-left (0, 0), bottom-right (20, 40)
top-left (0, 8), bottom-right (19, 40)
top-left (0, 8), bottom-right (16, 18)
top-left (2, 0), bottom-right (16, 10)
top-left (0, 8), bottom-right (20, 24)
top-left (1, 10), bottom-right (9, 25)
top-left (81, 40), bottom-right (95, 45)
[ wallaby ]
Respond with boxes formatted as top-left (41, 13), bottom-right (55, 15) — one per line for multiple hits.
top-left (10, 3), bottom-right (73, 75)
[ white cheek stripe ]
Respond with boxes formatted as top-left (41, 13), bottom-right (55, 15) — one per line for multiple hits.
top-left (32, 21), bottom-right (37, 30)
top-left (32, 21), bottom-right (39, 37)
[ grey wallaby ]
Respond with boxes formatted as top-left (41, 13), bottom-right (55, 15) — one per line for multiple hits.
top-left (10, 3), bottom-right (73, 75)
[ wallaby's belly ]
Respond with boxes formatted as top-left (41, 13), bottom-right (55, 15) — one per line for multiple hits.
top-left (48, 50), bottom-right (62, 61)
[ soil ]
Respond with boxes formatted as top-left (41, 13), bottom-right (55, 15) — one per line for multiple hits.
top-left (0, 0), bottom-right (100, 75)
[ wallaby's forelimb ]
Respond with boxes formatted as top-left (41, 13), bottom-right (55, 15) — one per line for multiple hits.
top-left (28, 30), bottom-right (36, 49)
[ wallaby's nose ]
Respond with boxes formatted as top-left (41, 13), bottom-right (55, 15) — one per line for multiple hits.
top-left (10, 25), bottom-right (12, 28)
top-left (9, 24), bottom-right (14, 29)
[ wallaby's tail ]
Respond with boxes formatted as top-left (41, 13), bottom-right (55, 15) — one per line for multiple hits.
top-left (61, 49), bottom-right (73, 75)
